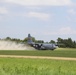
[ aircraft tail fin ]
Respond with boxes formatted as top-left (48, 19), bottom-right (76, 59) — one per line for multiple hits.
top-left (27, 34), bottom-right (34, 45)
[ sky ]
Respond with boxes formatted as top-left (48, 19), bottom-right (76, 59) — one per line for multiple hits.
top-left (0, 0), bottom-right (76, 42)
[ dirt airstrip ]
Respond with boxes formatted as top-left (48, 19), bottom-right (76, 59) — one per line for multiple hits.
top-left (0, 55), bottom-right (76, 61)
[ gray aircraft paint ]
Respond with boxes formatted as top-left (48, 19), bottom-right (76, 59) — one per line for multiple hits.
top-left (27, 34), bottom-right (57, 50)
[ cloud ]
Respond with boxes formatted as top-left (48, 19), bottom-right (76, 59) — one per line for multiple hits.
top-left (59, 27), bottom-right (76, 34)
top-left (67, 9), bottom-right (76, 22)
top-left (4, 0), bottom-right (73, 6)
top-left (67, 9), bottom-right (76, 15)
top-left (0, 7), bottom-right (8, 14)
top-left (43, 27), bottom-right (76, 35)
top-left (25, 12), bottom-right (50, 21)
top-left (0, 7), bottom-right (9, 21)
top-left (26, 6), bottom-right (41, 10)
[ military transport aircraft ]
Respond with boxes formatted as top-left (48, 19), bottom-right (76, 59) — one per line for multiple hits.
top-left (27, 34), bottom-right (57, 50)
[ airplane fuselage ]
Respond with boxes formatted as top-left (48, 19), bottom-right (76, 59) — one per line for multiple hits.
top-left (32, 43), bottom-right (57, 50)
top-left (27, 34), bottom-right (57, 50)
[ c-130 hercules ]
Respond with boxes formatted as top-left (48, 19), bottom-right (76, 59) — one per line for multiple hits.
top-left (27, 34), bottom-right (57, 50)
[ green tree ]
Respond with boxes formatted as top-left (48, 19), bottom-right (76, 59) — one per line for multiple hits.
top-left (57, 38), bottom-right (64, 47)
top-left (23, 37), bottom-right (36, 43)
top-left (5, 37), bottom-right (11, 40)
top-left (49, 40), bottom-right (55, 44)
top-left (35, 40), bottom-right (44, 43)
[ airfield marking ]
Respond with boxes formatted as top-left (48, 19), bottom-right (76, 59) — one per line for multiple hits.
top-left (0, 55), bottom-right (76, 61)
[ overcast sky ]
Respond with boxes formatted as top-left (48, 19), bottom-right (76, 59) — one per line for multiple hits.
top-left (0, 0), bottom-right (76, 42)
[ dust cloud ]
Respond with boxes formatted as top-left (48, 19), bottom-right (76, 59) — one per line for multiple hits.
top-left (0, 40), bottom-right (34, 50)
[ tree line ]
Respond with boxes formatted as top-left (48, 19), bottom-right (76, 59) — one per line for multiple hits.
top-left (57, 38), bottom-right (76, 48)
top-left (0, 37), bottom-right (76, 48)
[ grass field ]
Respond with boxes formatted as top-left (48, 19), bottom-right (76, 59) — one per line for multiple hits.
top-left (0, 58), bottom-right (76, 75)
top-left (0, 48), bottom-right (76, 58)
top-left (0, 48), bottom-right (76, 75)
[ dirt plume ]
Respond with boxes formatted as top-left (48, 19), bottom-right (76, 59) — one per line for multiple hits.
top-left (0, 40), bottom-right (34, 50)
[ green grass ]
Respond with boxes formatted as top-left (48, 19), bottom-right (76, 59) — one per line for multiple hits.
top-left (0, 58), bottom-right (76, 75)
top-left (0, 48), bottom-right (76, 58)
